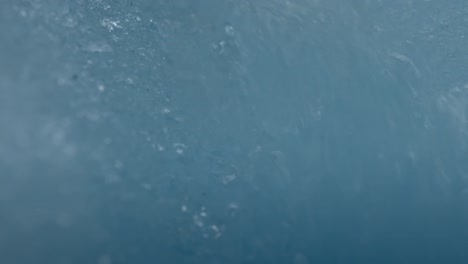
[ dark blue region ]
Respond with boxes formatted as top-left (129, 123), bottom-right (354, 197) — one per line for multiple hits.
top-left (1, 0), bottom-right (468, 263)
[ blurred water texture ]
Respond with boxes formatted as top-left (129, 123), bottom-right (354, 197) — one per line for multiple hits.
top-left (1, 0), bottom-right (468, 263)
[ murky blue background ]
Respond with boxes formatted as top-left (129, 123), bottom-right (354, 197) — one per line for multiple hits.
top-left (1, 0), bottom-right (468, 263)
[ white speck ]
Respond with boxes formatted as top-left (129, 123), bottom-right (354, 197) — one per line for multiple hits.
top-left (126, 78), bottom-right (134, 84)
top-left (173, 143), bottom-right (187, 154)
top-left (211, 225), bottom-right (219, 232)
top-left (222, 174), bottom-right (236, 184)
top-left (181, 205), bottom-right (188, 212)
top-left (101, 18), bottom-right (122, 31)
top-left (193, 215), bottom-right (204, 227)
top-left (215, 41), bottom-right (226, 54)
top-left (20, 10), bottom-right (27, 17)
top-left (224, 25), bottom-right (235, 36)
top-left (102, 3), bottom-right (111, 10)
top-left (200, 211), bottom-right (208, 217)
top-left (98, 84), bottom-right (105, 92)
top-left (157, 144), bottom-right (165, 151)
top-left (174, 143), bottom-right (187, 148)
top-left (112, 35), bottom-right (120, 42)
top-left (228, 202), bottom-right (239, 209)
top-left (211, 225), bottom-right (223, 239)
top-left (161, 108), bottom-right (171, 114)
top-left (175, 148), bottom-right (184, 154)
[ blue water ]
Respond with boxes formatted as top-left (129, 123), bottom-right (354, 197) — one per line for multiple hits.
top-left (1, 0), bottom-right (468, 263)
